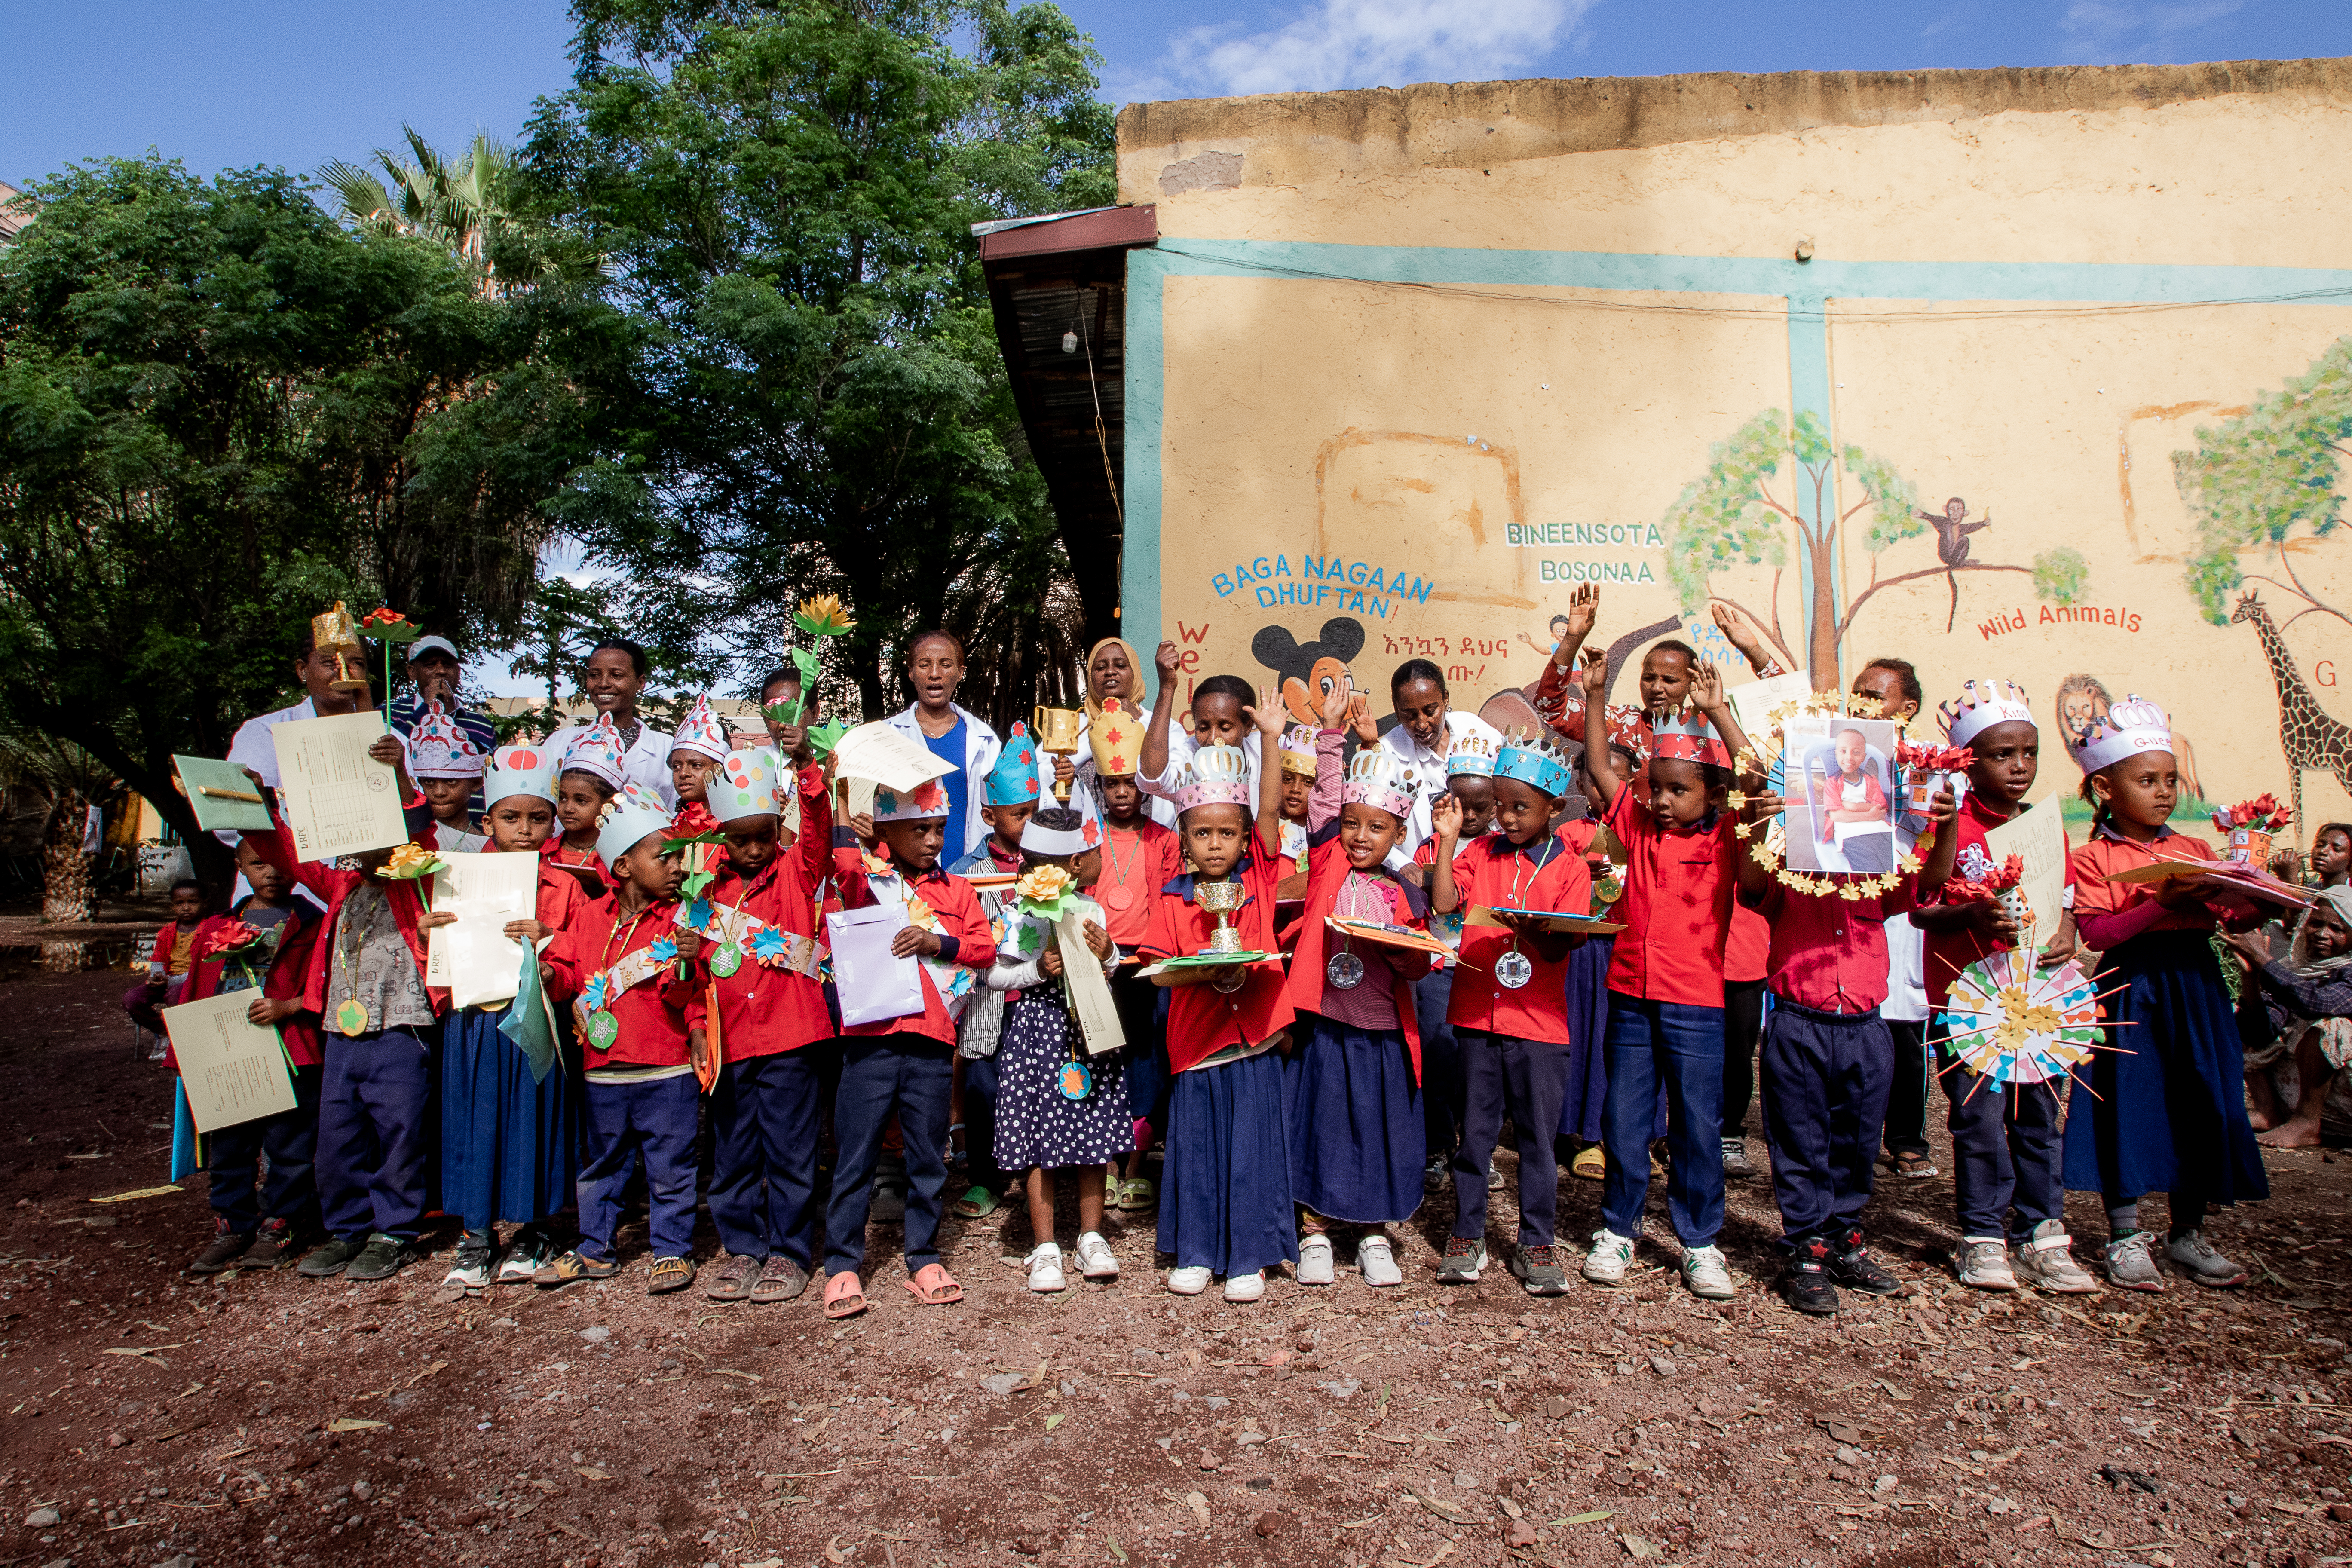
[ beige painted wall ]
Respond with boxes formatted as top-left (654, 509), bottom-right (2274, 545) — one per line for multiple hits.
top-left (1120, 61), bottom-right (2352, 842)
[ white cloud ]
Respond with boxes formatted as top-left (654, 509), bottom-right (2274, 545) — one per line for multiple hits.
top-left (2058, 0), bottom-right (2249, 62)
top-left (1120, 0), bottom-right (1594, 102)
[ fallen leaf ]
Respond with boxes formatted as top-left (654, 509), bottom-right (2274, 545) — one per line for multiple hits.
top-left (325, 1418), bottom-right (388, 1433)
top-left (1044, 1412), bottom-right (1066, 1431)
top-left (711, 1368), bottom-right (761, 1382)
top-left (1620, 1534), bottom-right (1662, 1560)
top-left (1411, 1491), bottom-right (1476, 1524)
top-left (1106, 1536), bottom-right (1127, 1563)
top-left (575, 1466), bottom-right (612, 1481)
top-left (1559, 1510), bottom-right (1617, 1525)
top-left (405, 1360), bottom-right (449, 1387)
top-left (824, 1537), bottom-right (850, 1565)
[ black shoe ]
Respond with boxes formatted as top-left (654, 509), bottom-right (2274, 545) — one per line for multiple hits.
top-left (1777, 1239), bottom-right (1840, 1316)
top-left (244, 1217), bottom-right (301, 1270)
top-left (188, 1221), bottom-right (254, 1275)
top-left (1435, 1237), bottom-right (1485, 1283)
top-left (345, 1232), bottom-right (416, 1283)
top-left (1508, 1244), bottom-right (1571, 1297)
top-left (1826, 1232), bottom-right (1904, 1296)
top-left (297, 1236), bottom-right (367, 1278)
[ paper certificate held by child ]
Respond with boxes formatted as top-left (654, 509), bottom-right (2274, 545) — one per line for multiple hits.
top-left (270, 710), bottom-right (408, 860)
top-left (825, 903), bottom-right (925, 1026)
top-left (425, 852), bottom-right (541, 1009)
top-left (162, 992), bottom-right (296, 1134)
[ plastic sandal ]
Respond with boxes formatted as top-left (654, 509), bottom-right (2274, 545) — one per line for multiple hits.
top-left (822, 1269), bottom-right (867, 1319)
top-left (950, 1185), bottom-right (1000, 1219)
top-left (1117, 1177), bottom-right (1158, 1211)
top-left (1571, 1146), bottom-right (1605, 1181)
top-left (901, 1263), bottom-right (964, 1305)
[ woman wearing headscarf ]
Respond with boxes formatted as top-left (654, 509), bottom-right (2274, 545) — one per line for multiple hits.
top-left (2229, 884), bottom-right (2352, 1149)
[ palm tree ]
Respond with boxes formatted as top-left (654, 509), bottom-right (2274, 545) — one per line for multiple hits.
top-left (319, 125), bottom-right (527, 290)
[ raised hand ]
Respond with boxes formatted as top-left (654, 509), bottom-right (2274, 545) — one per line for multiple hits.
top-left (1689, 661), bottom-right (1726, 712)
top-left (1431, 790), bottom-right (1463, 845)
top-left (1578, 646), bottom-right (1609, 698)
top-left (1317, 675), bottom-right (1351, 730)
top-left (1346, 692), bottom-right (1378, 746)
top-left (1155, 640), bottom-right (1182, 681)
top-left (1249, 683), bottom-right (1286, 737)
top-left (1565, 583), bottom-right (1600, 643)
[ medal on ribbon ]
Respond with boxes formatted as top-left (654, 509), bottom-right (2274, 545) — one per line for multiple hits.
top-left (1326, 950), bottom-right (1364, 989)
top-left (1494, 949), bottom-right (1534, 990)
top-left (334, 999), bottom-right (370, 1035)
top-left (1058, 1058), bottom-right (1093, 1101)
top-left (709, 942), bottom-right (743, 978)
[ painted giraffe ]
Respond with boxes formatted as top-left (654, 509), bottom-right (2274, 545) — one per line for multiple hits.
top-left (2231, 591), bottom-right (2352, 841)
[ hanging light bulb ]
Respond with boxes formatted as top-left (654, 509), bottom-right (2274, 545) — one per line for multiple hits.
top-left (1061, 328), bottom-right (1080, 355)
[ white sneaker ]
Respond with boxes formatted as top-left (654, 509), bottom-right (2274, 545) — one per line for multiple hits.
top-left (1680, 1244), bottom-right (1734, 1300)
top-left (1357, 1234), bottom-right (1403, 1288)
top-left (1955, 1238), bottom-right (2019, 1291)
top-left (2013, 1221), bottom-right (2099, 1294)
top-left (1026, 1242), bottom-right (1066, 1293)
top-left (442, 1245), bottom-right (493, 1293)
top-left (2166, 1228), bottom-right (2249, 1288)
top-left (1223, 1269), bottom-right (1266, 1303)
top-left (1295, 1234), bottom-right (1335, 1286)
top-left (2101, 1231), bottom-right (2165, 1292)
top-left (495, 1230), bottom-right (553, 1285)
top-left (1583, 1228), bottom-right (1635, 1286)
top-left (1166, 1265), bottom-right (1212, 1295)
top-left (1073, 1231), bottom-right (1119, 1281)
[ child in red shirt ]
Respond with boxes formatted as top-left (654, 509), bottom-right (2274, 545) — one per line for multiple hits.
top-left (1139, 690), bottom-right (1294, 1303)
top-left (686, 744), bottom-right (836, 1305)
top-left (1430, 729), bottom-right (1594, 1295)
top-left (823, 775), bottom-right (998, 1316)
top-left (1094, 748), bottom-right (1183, 1213)
top-left (535, 784), bottom-right (703, 1296)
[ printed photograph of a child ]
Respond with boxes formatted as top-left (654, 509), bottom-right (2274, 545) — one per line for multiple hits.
top-left (1780, 715), bottom-right (1900, 873)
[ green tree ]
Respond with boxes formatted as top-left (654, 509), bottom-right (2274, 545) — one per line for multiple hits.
top-left (0, 156), bottom-right (606, 879)
top-left (1662, 409), bottom-right (2087, 686)
top-left (2171, 336), bottom-right (2352, 628)
top-left (522, 0), bottom-right (1115, 722)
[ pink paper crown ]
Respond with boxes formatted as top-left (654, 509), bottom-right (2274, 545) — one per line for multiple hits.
top-left (1939, 677), bottom-right (2034, 750)
top-left (1343, 747), bottom-right (1415, 819)
top-left (1278, 724), bottom-right (1319, 777)
top-left (1171, 744), bottom-right (1251, 815)
top-left (2068, 695), bottom-right (2171, 774)
top-left (408, 700), bottom-right (485, 779)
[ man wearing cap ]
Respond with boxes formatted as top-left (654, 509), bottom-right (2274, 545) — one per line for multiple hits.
top-left (389, 636), bottom-right (498, 760)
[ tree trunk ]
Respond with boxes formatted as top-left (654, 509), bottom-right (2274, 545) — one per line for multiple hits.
top-left (41, 789), bottom-right (93, 925)
top-left (1805, 530), bottom-right (1841, 690)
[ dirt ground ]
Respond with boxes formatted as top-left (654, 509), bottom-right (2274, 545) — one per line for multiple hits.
top-left (3, 961), bottom-right (2348, 1568)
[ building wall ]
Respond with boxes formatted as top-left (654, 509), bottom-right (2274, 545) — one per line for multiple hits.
top-left (1117, 61), bottom-right (2352, 839)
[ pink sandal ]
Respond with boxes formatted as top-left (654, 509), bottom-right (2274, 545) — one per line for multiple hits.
top-left (822, 1269), bottom-right (866, 1319)
top-left (900, 1263), bottom-right (964, 1305)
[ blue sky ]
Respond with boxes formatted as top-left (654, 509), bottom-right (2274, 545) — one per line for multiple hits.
top-left (6, 0), bottom-right (2347, 190)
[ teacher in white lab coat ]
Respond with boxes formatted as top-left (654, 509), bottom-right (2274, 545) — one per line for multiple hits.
top-left (543, 638), bottom-right (677, 810)
top-left (881, 630), bottom-right (1005, 867)
top-left (1381, 656), bottom-right (1504, 867)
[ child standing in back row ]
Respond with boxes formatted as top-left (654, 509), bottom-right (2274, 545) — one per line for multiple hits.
top-left (2064, 697), bottom-right (2268, 1291)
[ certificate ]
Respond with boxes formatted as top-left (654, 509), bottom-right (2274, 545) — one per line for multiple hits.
top-left (825, 904), bottom-right (924, 1026)
top-left (270, 711), bottom-right (407, 860)
top-left (1725, 670), bottom-right (1813, 741)
top-left (426, 853), bottom-right (541, 1009)
top-left (1055, 910), bottom-right (1126, 1057)
top-left (829, 723), bottom-right (959, 793)
top-left (162, 992), bottom-right (296, 1134)
top-left (1982, 796), bottom-right (2069, 941)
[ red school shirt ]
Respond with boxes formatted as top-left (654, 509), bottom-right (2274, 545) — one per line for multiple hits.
top-left (1096, 818), bottom-right (1182, 950)
top-left (1600, 787), bottom-right (1736, 1009)
top-left (839, 862), bottom-right (998, 1047)
top-left (1140, 851), bottom-right (1296, 1073)
top-left (1283, 827), bottom-right (1437, 1076)
top-left (1920, 791), bottom-right (2076, 1010)
top-left (2068, 822), bottom-right (2263, 952)
top-left (683, 762), bottom-right (836, 1060)
top-left (1444, 831), bottom-right (1592, 1045)
top-left (567, 891), bottom-right (698, 1069)
top-left (179, 906), bottom-right (327, 1069)
top-left (1749, 879), bottom-right (1919, 1016)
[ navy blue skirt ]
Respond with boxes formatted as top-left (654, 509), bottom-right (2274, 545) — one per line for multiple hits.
top-left (1159, 1046), bottom-right (1297, 1276)
top-left (440, 1002), bottom-right (578, 1231)
top-left (1284, 1012), bottom-right (1424, 1225)
top-left (2061, 930), bottom-right (2269, 1207)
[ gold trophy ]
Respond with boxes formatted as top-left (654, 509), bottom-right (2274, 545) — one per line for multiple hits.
top-left (1192, 879), bottom-right (1246, 954)
top-left (311, 601), bottom-right (369, 694)
top-left (1033, 706), bottom-right (1086, 803)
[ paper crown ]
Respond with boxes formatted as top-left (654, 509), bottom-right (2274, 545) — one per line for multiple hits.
top-left (311, 600), bottom-right (362, 657)
top-left (2069, 695), bottom-right (2174, 774)
top-left (671, 690), bottom-right (732, 764)
top-left (1344, 746), bottom-right (1415, 819)
top-left (1443, 729), bottom-right (1500, 780)
top-left (1020, 809), bottom-right (1094, 858)
top-left (1495, 729), bottom-right (1574, 796)
top-left (1645, 707), bottom-right (1730, 769)
top-left (1940, 677), bottom-right (2035, 750)
top-left (874, 775), bottom-right (953, 823)
top-left (408, 700), bottom-right (485, 779)
top-left (561, 714), bottom-right (630, 790)
top-left (595, 783), bottom-right (675, 870)
top-left (984, 722), bottom-right (1044, 807)
top-left (483, 743), bottom-right (560, 807)
top-left (1170, 744), bottom-right (1252, 815)
top-left (1089, 707), bottom-right (1141, 777)
top-left (1278, 724), bottom-right (1319, 777)
top-left (709, 747), bottom-right (781, 824)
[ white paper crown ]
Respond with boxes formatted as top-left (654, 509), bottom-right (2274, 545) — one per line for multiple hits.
top-left (671, 690), bottom-right (732, 764)
top-left (709, 747), bottom-right (781, 824)
top-left (1940, 677), bottom-right (2035, 750)
top-left (407, 700), bottom-right (485, 779)
top-left (562, 714), bottom-right (630, 790)
top-left (1443, 729), bottom-right (1500, 779)
top-left (1344, 746), bottom-right (1415, 819)
top-left (483, 743), bottom-right (559, 806)
top-left (595, 782), bottom-right (676, 870)
top-left (1171, 743), bottom-right (1251, 815)
top-left (2068, 695), bottom-right (2173, 774)
top-left (1020, 810), bottom-right (1093, 857)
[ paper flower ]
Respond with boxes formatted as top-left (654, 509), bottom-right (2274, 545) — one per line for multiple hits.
top-left (375, 842), bottom-right (448, 881)
top-left (1013, 864), bottom-right (1081, 922)
top-left (2214, 794), bottom-right (2291, 832)
top-left (1896, 739), bottom-right (1975, 773)
top-left (203, 920), bottom-right (271, 960)
top-left (1947, 853), bottom-right (2026, 905)
top-left (580, 974), bottom-right (612, 1012)
top-left (649, 935), bottom-right (679, 965)
top-left (807, 718), bottom-right (851, 760)
top-left (358, 607), bottom-right (421, 643)
top-left (750, 926), bottom-right (791, 962)
top-left (762, 695), bottom-right (806, 726)
top-left (792, 594), bottom-right (856, 639)
top-left (680, 897), bottom-right (714, 932)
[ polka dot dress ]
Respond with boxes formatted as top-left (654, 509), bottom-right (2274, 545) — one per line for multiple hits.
top-left (992, 992), bottom-right (1132, 1173)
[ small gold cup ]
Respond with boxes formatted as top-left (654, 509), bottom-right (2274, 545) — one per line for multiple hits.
top-left (1033, 706), bottom-right (1086, 802)
top-left (1192, 878), bottom-right (1246, 956)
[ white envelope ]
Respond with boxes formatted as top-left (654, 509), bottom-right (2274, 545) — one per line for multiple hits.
top-left (825, 903), bottom-right (925, 1026)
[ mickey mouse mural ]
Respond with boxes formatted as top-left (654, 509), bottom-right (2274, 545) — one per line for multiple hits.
top-left (1252, 616), bottom-right (1366, 726)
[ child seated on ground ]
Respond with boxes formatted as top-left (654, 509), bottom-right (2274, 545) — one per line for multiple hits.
top-left (2231, 886), bottom-right (2352, 1150)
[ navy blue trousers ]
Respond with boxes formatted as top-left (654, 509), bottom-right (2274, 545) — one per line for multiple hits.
top-left (1414, 971), bottom-right (1465, 1158)
top-left (709, 1049), bottom-right (827, 1267)
top-left (1601, 998), bottom-right (1727, 1245)
top-left (1451, 1031), bottom-right (1570, 1249)
top-left (1759, 998), bottom-right (1891, 1245)
top-left (958, 1054), bottom-right (1006, 1193)
top-left (826, 1036), bottom-right (954, 1276)
top-left (1946, 1063), bottom-right (2066, 1241)
top-left (577, 1072), bottom-right (701, 1261)
top-left (207, 1065), bottom-right (322, 1233)
top-left (318, 1027), bottom-right (435, 1242)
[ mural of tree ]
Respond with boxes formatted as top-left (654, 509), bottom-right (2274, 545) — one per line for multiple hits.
top-left (1661, 409), bottom-right (2089, 688)
top-left (2172, 335), bottom-right (2351, 630)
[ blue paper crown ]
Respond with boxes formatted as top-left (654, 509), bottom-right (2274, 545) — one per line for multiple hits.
top-left (983, 722), bottom-right (1044, 806)
top-left (1495, 731), bottom-right (1572, 797)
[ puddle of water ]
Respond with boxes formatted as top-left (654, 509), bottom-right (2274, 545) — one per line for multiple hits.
top-left (0, 941), bottom-right (138, 979)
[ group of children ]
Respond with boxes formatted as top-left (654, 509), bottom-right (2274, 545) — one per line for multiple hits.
top-left (148, 594), bottom-right (2325, 1317)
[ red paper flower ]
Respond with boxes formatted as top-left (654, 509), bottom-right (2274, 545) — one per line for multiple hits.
top-left (1947, 852), bottom-right (2025, 905)
top-left (204, 920), bottom-right (269, 959)
top-left (1896, 739), bottom-right (1975, 773)
top-left (2214, 793), bottom-right (2291, 832)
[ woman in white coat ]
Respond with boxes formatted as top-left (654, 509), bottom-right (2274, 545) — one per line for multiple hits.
top-left (543, 639), bottom-right (677, 810)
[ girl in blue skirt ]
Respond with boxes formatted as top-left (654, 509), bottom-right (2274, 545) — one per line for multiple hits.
top-left (1283, 728), bottom-right (1440, 1290)
top-left (429, 744), bottom-right (594, 1295)
top-left (2064, 696), bottom-right (2269, 1292)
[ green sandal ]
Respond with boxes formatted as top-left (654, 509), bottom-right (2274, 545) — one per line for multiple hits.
top-left (1116, 1176), bottom-right (1158, 1211)
top-left (949, 1185), bottom-right (1000, 1219)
